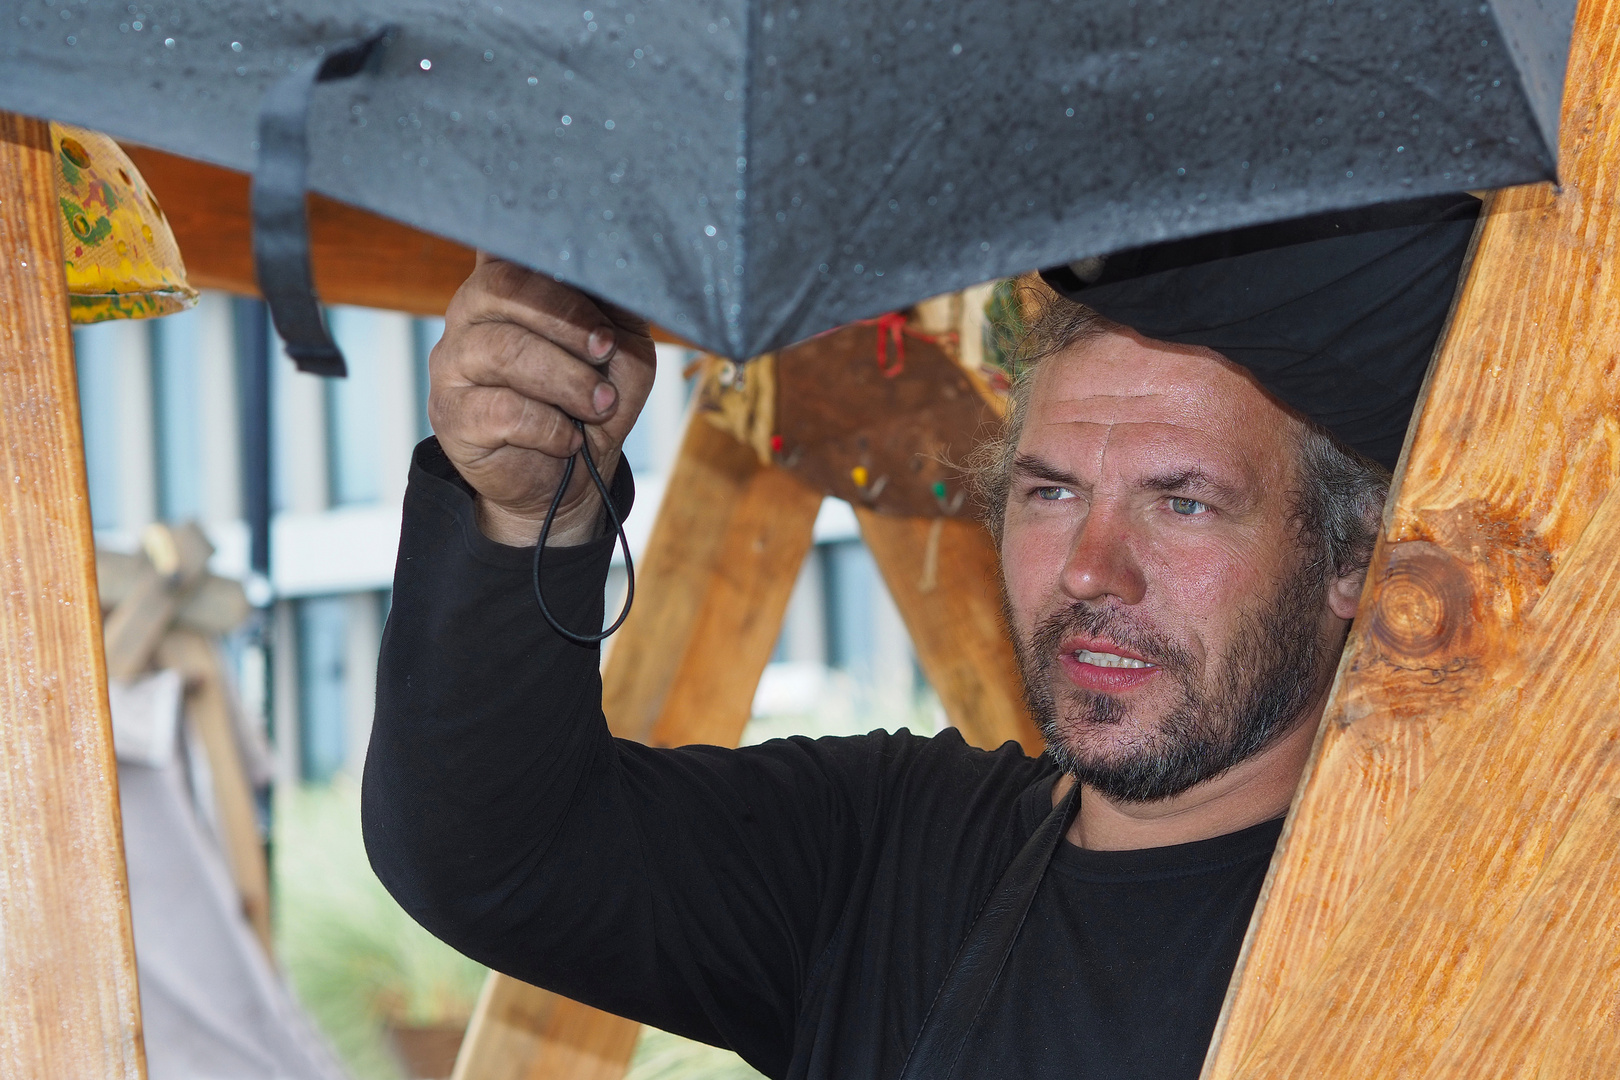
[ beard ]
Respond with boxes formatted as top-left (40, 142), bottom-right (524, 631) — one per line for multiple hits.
top-left (1012, 555), bottom-right (1333, 803)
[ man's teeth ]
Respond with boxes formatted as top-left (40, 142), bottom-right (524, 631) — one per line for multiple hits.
top-left (1073, 649), bottom-right (1153, 669)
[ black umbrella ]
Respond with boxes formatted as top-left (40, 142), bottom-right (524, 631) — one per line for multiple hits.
top-left (0, 0), bottom-right (1575, 362)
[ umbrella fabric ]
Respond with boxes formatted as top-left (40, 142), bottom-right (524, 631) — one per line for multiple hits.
top-left (0, 0), bottom-right (1574, 359)
top-left (1040, 193), bottom-right (1481, 471)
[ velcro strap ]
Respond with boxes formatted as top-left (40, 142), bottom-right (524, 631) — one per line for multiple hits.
top-left (252, 29), bottom-right (391, 377)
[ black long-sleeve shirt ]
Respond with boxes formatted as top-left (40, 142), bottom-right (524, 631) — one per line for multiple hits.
top-left (363, 439), bottom-right (1281, 1080)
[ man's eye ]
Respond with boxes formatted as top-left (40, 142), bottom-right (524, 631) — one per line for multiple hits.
top-left (1170, 497), bottom-right (1209, 516)
top-left (1034, 487), bottom-right (1073, 501)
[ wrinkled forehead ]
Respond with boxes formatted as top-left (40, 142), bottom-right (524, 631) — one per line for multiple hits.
top-left (1018, 330), bottom-right (1303, 485)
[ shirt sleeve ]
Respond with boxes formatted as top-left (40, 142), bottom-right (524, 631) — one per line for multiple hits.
top-left (361, 438), bottom-right (881, 1074)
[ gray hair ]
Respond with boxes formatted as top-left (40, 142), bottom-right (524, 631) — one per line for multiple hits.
top-left (971, 286), bottom-right (1389, 582)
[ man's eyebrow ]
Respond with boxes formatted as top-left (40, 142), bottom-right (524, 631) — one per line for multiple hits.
top-left (1010, 453), bottom-right (1086, 488)
top-left (1138, 467), bottom-right (1244, 504)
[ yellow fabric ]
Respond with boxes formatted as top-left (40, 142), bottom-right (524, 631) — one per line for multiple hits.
top-left (52, 122), bottom-right (197, 323)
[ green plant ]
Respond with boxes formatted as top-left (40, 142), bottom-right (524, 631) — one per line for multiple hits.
top-left (274, 778), bottom-right (487, 1080)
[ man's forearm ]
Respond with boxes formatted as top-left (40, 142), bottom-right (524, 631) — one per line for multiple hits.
top-left (361, 439), bottom-right (628, 946)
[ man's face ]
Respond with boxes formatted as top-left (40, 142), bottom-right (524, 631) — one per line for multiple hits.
top-left (1000, 327), bottom-right (1346, 803)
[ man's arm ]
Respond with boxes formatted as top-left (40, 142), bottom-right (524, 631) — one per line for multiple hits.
top-left (359, 265), bottom-right (863, 1069)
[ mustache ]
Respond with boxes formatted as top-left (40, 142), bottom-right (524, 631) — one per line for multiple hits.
top-left (1027, 602), bottom-right (1198, 680)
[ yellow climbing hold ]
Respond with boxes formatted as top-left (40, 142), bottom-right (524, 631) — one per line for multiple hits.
top-left (52, 121), bottom-right (197, 323)
top-left (852, 465), bottom-right (869, 487)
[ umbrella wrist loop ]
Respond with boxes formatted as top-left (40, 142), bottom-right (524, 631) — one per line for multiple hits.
top-left (532, 419), bottom-right (636, 646)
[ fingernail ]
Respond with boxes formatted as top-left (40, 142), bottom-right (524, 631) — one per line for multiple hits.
top-left (588, 326), bottom-right (617, 360)
top-left (593, 381), bottom-right (617, 414)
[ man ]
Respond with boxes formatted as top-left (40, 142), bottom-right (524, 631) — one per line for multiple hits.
top-left (363, 196), bottom-right (1479, 1079)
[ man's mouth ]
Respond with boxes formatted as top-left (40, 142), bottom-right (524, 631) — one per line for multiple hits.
top-left (1071, 649), bottom-right (1155, 669)
top-left (1057, 638), bottom-right (1161, 693)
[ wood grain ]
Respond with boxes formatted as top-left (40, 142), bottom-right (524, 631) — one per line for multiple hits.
top-left (454, 406), bottom-right (821, 1080)
top-left (1203, 1), bottom-right (1620, 1074)
top-left (855, 510), bottom-right (1042, 755)
top-left (0, 110), bottom-right (146, 1080)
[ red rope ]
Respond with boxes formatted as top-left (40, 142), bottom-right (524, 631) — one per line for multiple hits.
top-left (873, 311), bottom-right (908, 378)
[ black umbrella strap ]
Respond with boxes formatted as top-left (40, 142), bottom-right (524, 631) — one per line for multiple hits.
top-left (532, 419), bottom-right (636, 645)
top-left (252, 30), bottom-right (392, 377)
top-left (897, 782), bottom-right (1079, 1080)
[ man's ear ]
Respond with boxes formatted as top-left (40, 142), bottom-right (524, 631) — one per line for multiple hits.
top-left (1328, 566), bottom-right (1367, 621)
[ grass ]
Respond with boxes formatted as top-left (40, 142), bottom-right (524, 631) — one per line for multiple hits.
top-left (273, 778), bottom-right (487, 1080)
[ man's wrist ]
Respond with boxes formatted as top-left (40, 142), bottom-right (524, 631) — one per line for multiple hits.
top-left (475, 494), bottom-right (605, 548)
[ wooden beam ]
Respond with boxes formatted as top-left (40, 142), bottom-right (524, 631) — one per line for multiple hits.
top-left (121, 144), bottom-right (692, 348)
top-left (154, 631), bottom-right (273, 957)
top-left (122, 146), bottom-right (474, 318)
top-left (855, 510), bottom-right (1041, 755)
top-left (452, 398), bottom-right (823, 1080)
top-left (0, 110), bottom-right (146, 1079)
top-left (1202, 2), bottom-right (1620, 1075)
top-left (100, 521), bottom-right (215, 680)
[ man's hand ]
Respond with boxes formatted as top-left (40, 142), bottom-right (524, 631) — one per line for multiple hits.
top-left (429, 254), bottom-right (657, 547)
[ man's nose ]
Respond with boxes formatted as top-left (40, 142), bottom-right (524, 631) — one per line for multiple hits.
top-left (1060, 505), bottom-right (1146, 607)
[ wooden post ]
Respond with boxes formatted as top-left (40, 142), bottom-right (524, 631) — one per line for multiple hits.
top-left (855, 510), bottom-right (1041, 754)
top-left (451, 409), bottom-right (823, 1080)
top-left (0, 111), bottom-right (147, 1079)
top-left (154, 630), bottom-right (273, 955)
top-left (1202, 2), bottom-right (1620, 1075)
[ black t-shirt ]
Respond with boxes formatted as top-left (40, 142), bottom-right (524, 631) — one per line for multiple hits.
top-left (362, 439), bottom-right (1281, 1080)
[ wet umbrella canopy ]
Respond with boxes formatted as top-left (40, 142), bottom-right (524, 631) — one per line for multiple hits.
top-left (0, 0), bottom-right (1575, 359)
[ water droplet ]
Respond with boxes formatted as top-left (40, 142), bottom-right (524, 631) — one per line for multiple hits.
top-left (484, 50), bottom-right (495, 61)
top-left (979, 241), bottom-right (990, 251)
top-left (528, 76), bottom-right (538, 85)
top-left (951, 43), bottom-right (962, 55)
top-left (164, 37), bottom-right (174, 47)
top-left (419, 58), bottom-right (432, 70)
top-left (705, 225), bottom-right (717, 236)
top-left (231, 40), bottom-right (243, 52)
top-left (604, 119), bottom-right (615, 130)
top-left (561, 115), bottom-right (572, 125)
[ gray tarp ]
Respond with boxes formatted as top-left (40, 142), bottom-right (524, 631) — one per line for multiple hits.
top-left (119, 760), bottom-right (348, 1080)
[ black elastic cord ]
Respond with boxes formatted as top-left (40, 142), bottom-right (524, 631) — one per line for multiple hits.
top-left (252, 29), bottom-right (392, 377)
top-left (532, 420), bottom-right (635, 645)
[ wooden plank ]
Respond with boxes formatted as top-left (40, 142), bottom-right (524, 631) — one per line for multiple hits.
top-left (122, 145), bottom-right (475, 318)
top-left (1203, 1), bottom-right (1620, 1074)
top-left (154, 630), bottom-right (273, 957)
top-left (453, 403), bottom-right (822, 1080)
top-left (100, 521), bottom-right (214, 680)
top-left (121, 144), bottom-right (691, 348)
top-left (855, 510), bottom-right (1042, 755)
top-left (96, 548), bottom-right (252, 638)
top-left (0, 110), bottom-right (146, 1080)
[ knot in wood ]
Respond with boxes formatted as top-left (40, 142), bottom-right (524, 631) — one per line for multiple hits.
top-left (1368, 541), bottom-right (1471, 660)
